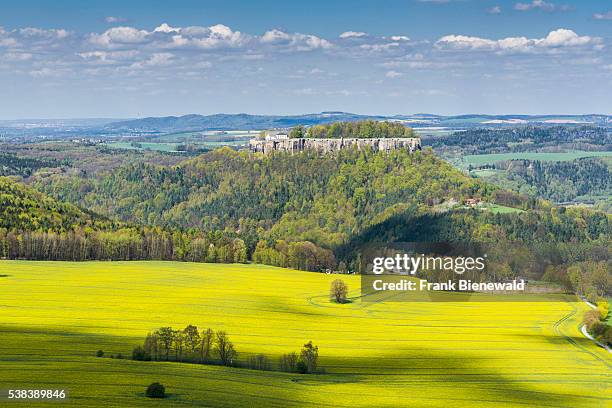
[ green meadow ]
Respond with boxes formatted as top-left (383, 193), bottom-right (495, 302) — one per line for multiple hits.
top-left (0, 261), bottom-right (610, 407)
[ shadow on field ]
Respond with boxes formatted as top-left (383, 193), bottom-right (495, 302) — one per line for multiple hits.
top-left (1, 325), bottom-right (608, 407)
top-left (312, 345), bottom-right (608, 408)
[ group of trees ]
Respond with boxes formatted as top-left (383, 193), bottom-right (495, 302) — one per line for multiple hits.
top-left (247, 341), bottom-right (319, 374)
top-left (583, 300), bottom-right (611, 347)
top-left (130, 325), bottom-right (320, 374)
top-left (303, 120), bottom-right (415, 139)
top-left (252, 240), bottom-right (336, 272)
top-left (133, 325), bottom-right (237, 366)
top-left (482, 157), bottom-right (611, 207)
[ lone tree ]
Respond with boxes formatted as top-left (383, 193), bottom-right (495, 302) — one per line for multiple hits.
top-left (145, 382), bottom-right (166, 399)
top-left (330, 279), bottom-right (348, 303)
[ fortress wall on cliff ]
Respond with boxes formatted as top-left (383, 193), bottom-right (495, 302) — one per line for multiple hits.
top-left (249, 137), bottom-right (422, 154)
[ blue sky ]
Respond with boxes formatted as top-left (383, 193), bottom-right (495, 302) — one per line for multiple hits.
top-left (0, 0), bottom-right (611, 118)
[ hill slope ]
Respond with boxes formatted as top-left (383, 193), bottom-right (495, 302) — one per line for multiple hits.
top-left (0, 176), bottom-right (96, 231)
top-left (31, 148), bottom-right (488, 248)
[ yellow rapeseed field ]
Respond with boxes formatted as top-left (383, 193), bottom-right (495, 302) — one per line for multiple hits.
top-left (0, 261), bottom-right (610, 407)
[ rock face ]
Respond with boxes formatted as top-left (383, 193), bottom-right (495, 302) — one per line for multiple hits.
top-left (249, 137), bottom-right (422, 154)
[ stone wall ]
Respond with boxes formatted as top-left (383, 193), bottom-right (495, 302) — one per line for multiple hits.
top-left (249, 137), bottom-right (422, 154)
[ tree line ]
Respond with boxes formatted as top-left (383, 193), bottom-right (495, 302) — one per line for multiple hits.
top-left (297, 120), bottom-right (415, 139)
top-left (126, 325), bottom-right (320, 374)
top-left (0, 227), bottom-right (249, 263)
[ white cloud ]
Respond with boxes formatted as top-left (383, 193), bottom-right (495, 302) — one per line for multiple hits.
top-left (293, 87), bottom-right (315, 95)
top-left (78, 50), bottom-right (139, 65)
top-left (0, 37), bottom-right (18, 47)
top-left (105, 16), bottom-right (127, 24)
top-left (385, 70), bottom-right (402, 78)
top-left (488, 6), bottom-right (502, 14)
top-left (436, 29), bottom-right (600, 53)
top-left (29, 67), bottom-right (65, 77)
top-left (388, 35), bottom-right (410, 41)
top-left (261, 29), bottom-right (331, 51)
top-left (89, 23), bottom-right (248, 50)
top-left (514, 1), bottom-right (555, 12)
top-left (339, 31), bottom-right (367, 39)
top-left (153, 23), bottom-right (180, 33)
top-left (130, 52), bottom-right (174, 69)
top-left (360, 42), bottom-right (400, 52)
top-left (3, 52), bottom-right (32, 61)
top-left (19, 27), bottom-right (69, 39)
top-left (89, 26), bottom-right (149, 47)
top-left (593, 11), bottom-right (612, 20)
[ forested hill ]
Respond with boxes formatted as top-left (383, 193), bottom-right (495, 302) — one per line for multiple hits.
top-left (424, 126), bottom-right (611, 155)
top-left (31, 147), bottom-right (491, 248)
top-left (1, 148), bottom-right (609, 295)
top-left (0, 177), bottom-right (97, 231)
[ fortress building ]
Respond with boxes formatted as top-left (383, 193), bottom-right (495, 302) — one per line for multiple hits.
top-left (249, 137), bottom-right (422, 154)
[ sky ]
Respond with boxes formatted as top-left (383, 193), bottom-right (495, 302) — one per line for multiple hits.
top-left (0, 0), bottom-right (611, 118)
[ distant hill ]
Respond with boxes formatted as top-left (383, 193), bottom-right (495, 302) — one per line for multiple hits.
top-left (103, 112), bottom-right (390, 133)
top-left (103, 112), bottom-right (612, 134)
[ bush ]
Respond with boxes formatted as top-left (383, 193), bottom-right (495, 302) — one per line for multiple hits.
top-left (590, 321), bottom-right (607, 338)
top-left (132, 346), bottom-right (150, 361)
top-left (601, 327), bottom-right (612, 347)
top-left (296, 361), bottom-right (308, 374)
top-left (96, 350), bottom-right (104, 357)
top-left (145, 382), bottom-right (166, 399)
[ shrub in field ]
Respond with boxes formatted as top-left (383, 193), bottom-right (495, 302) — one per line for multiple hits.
top-left (296, 361), bottom-right (308, 374)
top-left (145, 382), bottom-right (165, 399)
top-left (96, 350), bottom-right (104, 357)
top-left (132, 346), bottom-right (150, 361)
